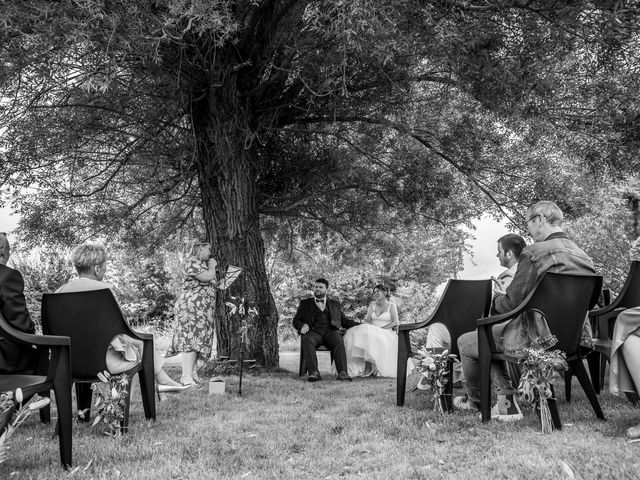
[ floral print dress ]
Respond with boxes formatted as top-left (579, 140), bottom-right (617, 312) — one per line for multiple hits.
top-left (168, 257), bottom-right (216, 361)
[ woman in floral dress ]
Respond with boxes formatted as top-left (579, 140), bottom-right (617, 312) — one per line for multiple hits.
top-left (169, 242), bottom-right (217, 386)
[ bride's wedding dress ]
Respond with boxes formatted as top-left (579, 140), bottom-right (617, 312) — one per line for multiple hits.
top-left (343, 305), bottom-right (412, 378)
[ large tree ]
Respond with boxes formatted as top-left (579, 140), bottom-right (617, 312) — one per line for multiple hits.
top-left (1, 0), bottom-right (638, 365)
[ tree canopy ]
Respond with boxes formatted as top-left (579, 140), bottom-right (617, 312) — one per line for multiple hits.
top-left (2, 0), bottom-right (640, 365)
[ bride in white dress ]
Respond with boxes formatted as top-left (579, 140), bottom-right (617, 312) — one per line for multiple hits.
top-left (344, 284), bottom-right (412, 378)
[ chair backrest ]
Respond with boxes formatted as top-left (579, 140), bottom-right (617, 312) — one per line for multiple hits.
top-left (611, 261), bottom-right (640, 310)
top-left (428, 279), bottom-right (492, 356)
top-left (525, 273), bottom-right (602, 357)
top-left (41, 289), bottom-right (130, 379)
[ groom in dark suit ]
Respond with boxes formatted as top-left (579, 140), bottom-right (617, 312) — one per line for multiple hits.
top-left (293, 278), bottom-right (358, 382)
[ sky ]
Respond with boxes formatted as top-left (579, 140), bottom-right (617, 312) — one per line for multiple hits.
top-left (0, 205), bottom-right (511, 279)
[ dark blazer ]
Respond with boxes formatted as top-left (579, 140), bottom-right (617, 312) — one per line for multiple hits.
top-left (0, 264), bottom-right (37, 373)
top-left (292, 297), bottom-right (359, 333)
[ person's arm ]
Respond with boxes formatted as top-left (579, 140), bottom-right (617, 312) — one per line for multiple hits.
top-left (1, 269), bottom-right (35, 334)
top-left (340, 306), bottom-right (359, 329)
top-left (194, 257), bottom-right (217, 283)
top-left (292, 300), bottom-right (309, 333)
top-left (492, 253), bottom-right (537, 314)
top-left (365, 303), bottom-right (373, 324)
top-left (381, 303), bottom-right (399, 329)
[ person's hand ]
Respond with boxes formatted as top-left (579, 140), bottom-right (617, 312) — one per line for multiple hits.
top-left (208, 257), bottom-right (218, 270)
top-left (492, 276), bottom-right (506, 295)
top-left (300, 324), bottom-right (310, 334)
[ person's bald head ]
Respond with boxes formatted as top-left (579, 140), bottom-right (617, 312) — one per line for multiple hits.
top-left (0, 233), bottom-right (9, 265)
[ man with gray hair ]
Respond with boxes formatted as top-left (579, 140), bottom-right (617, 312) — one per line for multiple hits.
top-left (0, 233), bottom-right (36, 373)
top-left (454, 201), bottom-right (596, 421)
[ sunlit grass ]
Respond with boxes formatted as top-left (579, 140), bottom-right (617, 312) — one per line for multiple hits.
top-left (2, 357), bottom-right (639, 479)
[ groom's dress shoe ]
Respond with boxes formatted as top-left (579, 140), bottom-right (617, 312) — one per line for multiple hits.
top-left (336, 371), bottom-right (352, 381)
top-left (308, 371), bottom-right (322, 382)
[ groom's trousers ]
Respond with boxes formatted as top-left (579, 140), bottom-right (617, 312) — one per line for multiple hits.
top-left (301, 328), bottom-right (348, 374)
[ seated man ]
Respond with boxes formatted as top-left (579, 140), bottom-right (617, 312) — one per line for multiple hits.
top-left (455, 201), bottom-right (595, 421)
top-left (55, 243), bottom-right (187, 393)
top-left (426, 233), bottom-right (526, 387)
top-left (292, 278), bottom-right (359, 382)
top-left (0, 233), bottom-right (37, 373)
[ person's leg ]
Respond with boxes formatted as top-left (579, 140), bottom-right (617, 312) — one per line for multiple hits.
top-left (324, 330), bottom-right (348, 374)
top-left (181, 351), bottom-right (198, 385)
top-left (621, 335), bottom-right (640, 391)
top-left (457, 331), bottom-right (481, 407)
top-left (457, 330), bottom-right (518, 417)
top-left (301, 330), bottom-right (324, 375)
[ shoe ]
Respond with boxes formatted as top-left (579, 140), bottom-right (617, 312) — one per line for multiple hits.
top-left (493, 394), bottom-right (523, 422)
top-left (478, 404), bottom-right (500, 420)
top-left (308, 371), bottom-right (322, 382)
top-left (453, 395), bottom-right (478, 411)
top-left (181, 375), bottom-right (198, 386)
top-left (627, 423), bottom-right (640, 439)
top-left (157, 384), bottom-right (191, 393)
top-left (336, 371), bottom-right (352, 381)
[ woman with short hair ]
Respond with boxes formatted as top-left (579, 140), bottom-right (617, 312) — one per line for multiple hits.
top-left (56, 243), bottom-right (187, 393)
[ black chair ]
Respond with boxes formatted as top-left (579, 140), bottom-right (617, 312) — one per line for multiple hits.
top-left (396, 279), bottom-right (492, 407)
top-left (298, 330), bottom-right (344, 376)
top-left (41, 289), bottom-right (156, 433)
top-left (0, 313), bottom-right (72, 468)
top-left (477, 272), bottom-right (604, 423)
top-left (587, 261), bottom-right (640, 399)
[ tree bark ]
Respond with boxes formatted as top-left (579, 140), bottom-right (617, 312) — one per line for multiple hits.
top-left (191, 74), bottom-right (279, 368)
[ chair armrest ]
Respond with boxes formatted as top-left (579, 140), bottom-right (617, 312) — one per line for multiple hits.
top-left (129, 331), bottom-right (153, 341)
top-left (0, 314), bottom-right (70, 347)
top-left (589, 306), bottom-right (626, 322)
top-left (397, 320), bottom-right (430, 332)
top-left (477, 309), bottom-right (519, 327)
top-left (588, 301), bottom-right (626, 318)
top-left (12, 331), bottom-right (71, 347)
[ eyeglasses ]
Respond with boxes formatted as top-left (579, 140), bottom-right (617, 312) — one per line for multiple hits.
top-left (524, 214), bottom-right (541, 227)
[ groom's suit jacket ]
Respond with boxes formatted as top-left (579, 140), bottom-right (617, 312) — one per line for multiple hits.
top-left (292, 297), bottom-right (358, 333)
top-left (0, 264), bottom-right (37, 373)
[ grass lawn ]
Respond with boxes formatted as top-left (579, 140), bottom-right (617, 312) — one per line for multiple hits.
top-left (2, 351), bottom-right (640, 479)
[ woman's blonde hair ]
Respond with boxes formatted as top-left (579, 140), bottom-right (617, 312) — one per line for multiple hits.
top-left (189, 241), bottom-right (211, 258)
top-left (70, 243), bottom-right (107, 274)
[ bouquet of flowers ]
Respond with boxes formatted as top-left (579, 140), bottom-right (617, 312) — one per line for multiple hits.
top-left (517, 348), bottom-right (567, 433)
top-left (414, 348), bottom-right (457, 414)
top-left (82, 371), bottom-right (129, 436)
top-left (0, 389), bottom-right (51, 463)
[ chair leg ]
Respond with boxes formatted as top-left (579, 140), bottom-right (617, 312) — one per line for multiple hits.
top-left (564, 370), bottom-right (572, 402)
top-left (75, 383), bottom-right (93, 422)
top-left (599, 355), bottom-right (607, 392)
top-left (396, 331), bottom-right (410, 406)
top-left (138, 367), bottom-right (156, 422)
top-left (587, 352), bottom-right (601, 394)
top-left (53, 349), bottom-right (73, 469)
top-left (121, 381), bottom-right (132, 434)
top-left (625, 392), bottom-right (640, 405)
top-left (478, 327), bottom-right (492, 422)
top-left (507, 362), bottom-right (521, 390)
top-left (570, 359), bottom-right (605, 420)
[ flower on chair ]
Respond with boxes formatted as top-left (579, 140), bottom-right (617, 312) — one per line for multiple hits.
top-left (414, 348), bottom-right (457, 414)
top-left (517, 348), bottom-right (567, 433)
top-left (0, 389), bottom-right (51, 463)
top-left (81, 370), bottom-right (130, 437)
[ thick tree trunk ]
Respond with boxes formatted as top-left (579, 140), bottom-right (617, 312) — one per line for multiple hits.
top-left (190, 80), bottom-right (279, 368)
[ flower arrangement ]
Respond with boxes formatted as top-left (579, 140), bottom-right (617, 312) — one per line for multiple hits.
top-left (517, 348), bottom-right (567, 433)
top-left (0, 389), bottom-right (51, 463)
top-left (414, 348), bottom-right (457, 414)
top-left (82, 371), bottom-right (129, 436)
